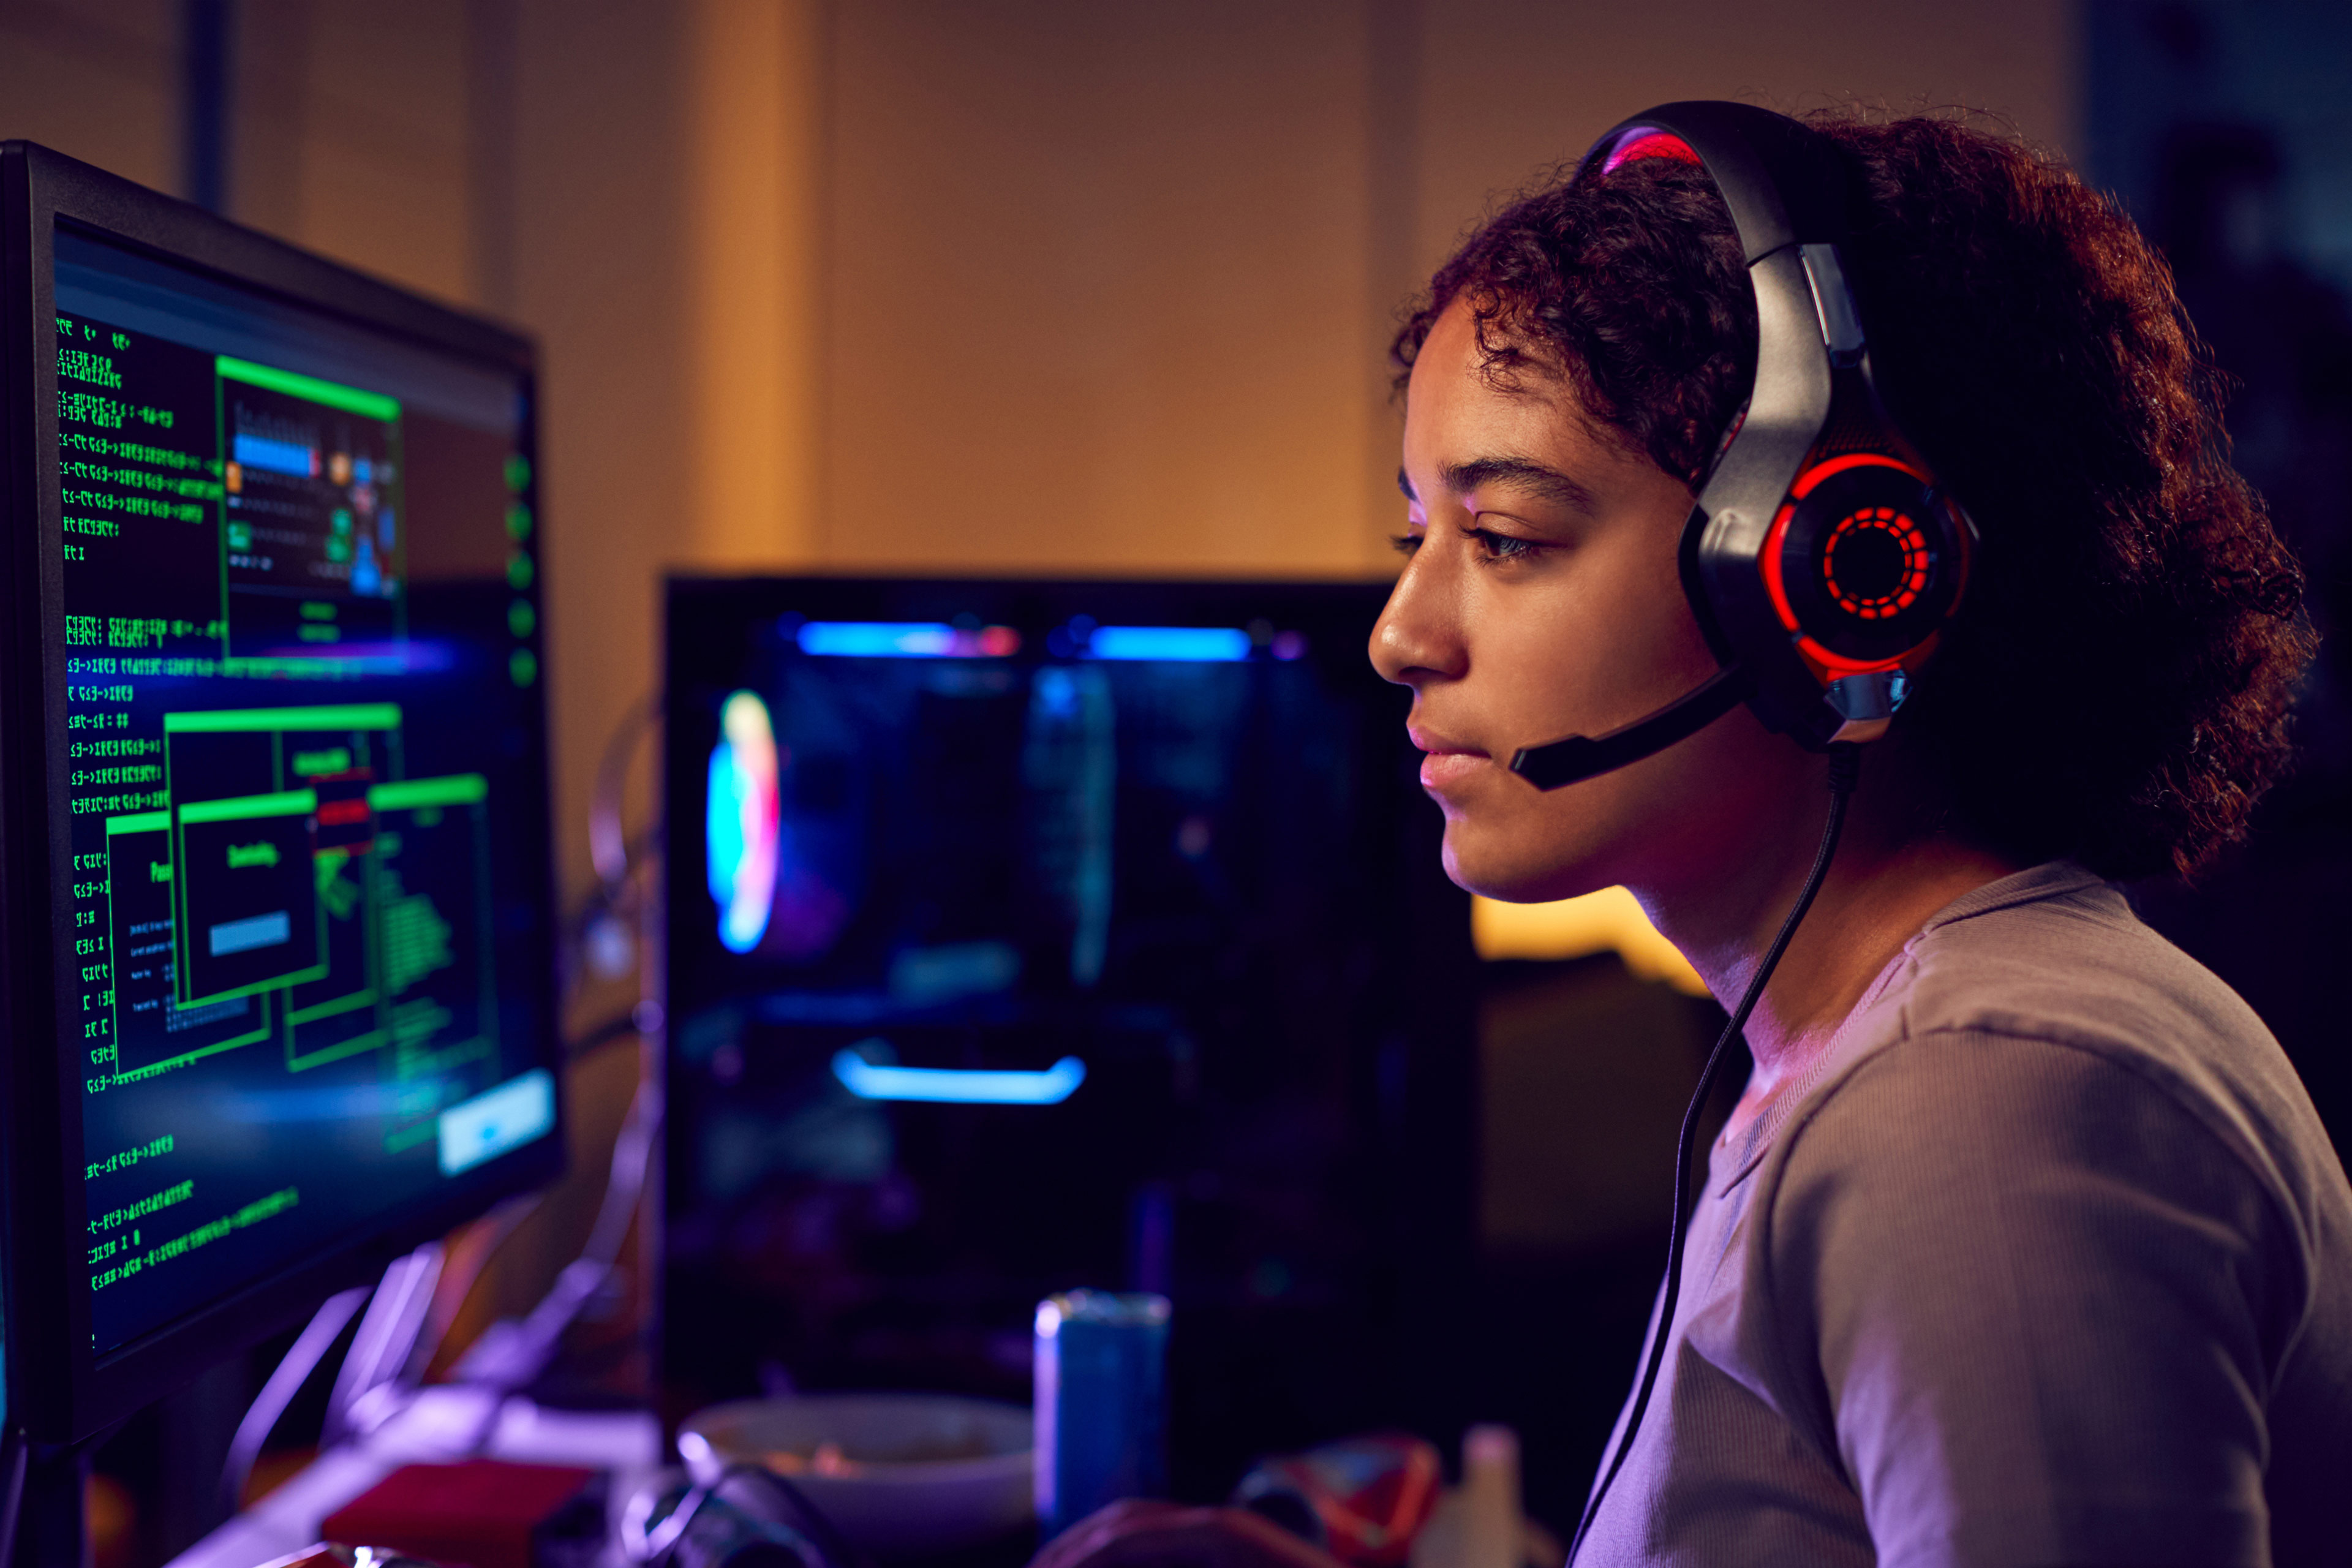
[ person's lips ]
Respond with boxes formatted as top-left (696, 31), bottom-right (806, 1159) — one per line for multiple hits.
top-left (1410, 727), bottom-right (1490, 792)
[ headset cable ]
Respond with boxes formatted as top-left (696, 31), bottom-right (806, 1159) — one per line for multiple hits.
top-left (1567, 741), bottom-right (1861, 1562)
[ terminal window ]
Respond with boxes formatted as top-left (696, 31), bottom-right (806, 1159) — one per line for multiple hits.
top-left (54, 229), bottom-right (556, 1355)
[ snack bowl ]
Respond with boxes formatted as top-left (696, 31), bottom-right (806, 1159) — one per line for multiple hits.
top-left (679, 1393), bottom-right (1034, 1560)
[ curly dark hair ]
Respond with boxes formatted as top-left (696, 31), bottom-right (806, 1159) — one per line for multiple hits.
top-left (1392, 110), bottom-right (2313, 881)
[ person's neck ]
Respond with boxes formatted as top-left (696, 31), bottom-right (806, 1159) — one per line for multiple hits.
top-left (1645, 793), bottom-right (2022, 1125)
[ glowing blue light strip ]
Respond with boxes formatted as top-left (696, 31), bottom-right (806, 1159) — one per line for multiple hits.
top-left (831, 1050), bottom-right (1087, 1105)
top-left (797, 621), bottom-right (960, 657)
top-left (1084, 626), bottom-right (1253, 662)
top-left (795, 621), bottom-right (1022, 658)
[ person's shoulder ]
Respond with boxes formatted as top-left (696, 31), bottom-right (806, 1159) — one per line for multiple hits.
top-left (1744, 872), bottom-right (2352, 1562)
top-left (1798, 861), bottom-right (2345, 1234)
top-left (1879, 862), bottom-right (2269, 1065)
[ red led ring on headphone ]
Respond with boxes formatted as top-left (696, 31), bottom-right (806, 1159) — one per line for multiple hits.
top-left (1822, 506), bottom-right (1932, 621)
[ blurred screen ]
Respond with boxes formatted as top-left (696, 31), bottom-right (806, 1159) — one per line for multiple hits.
top-left (664, 581), bottom-right (1464, 1487)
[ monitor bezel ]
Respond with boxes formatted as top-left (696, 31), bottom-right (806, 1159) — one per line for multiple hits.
top-left (1, 141), bottom-right (566, 1442)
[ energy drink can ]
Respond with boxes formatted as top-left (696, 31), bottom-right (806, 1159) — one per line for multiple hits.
top-left (1033, 1290), bottom-right (1172, 1537)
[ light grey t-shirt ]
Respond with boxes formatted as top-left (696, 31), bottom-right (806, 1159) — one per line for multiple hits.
top-left (1578, 862), bottom-right (2352, 1567)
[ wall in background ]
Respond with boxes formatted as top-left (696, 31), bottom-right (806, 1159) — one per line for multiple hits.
top-left (1404, 0), bottom-right (2075, 273)
top-left (0, 2), bottom-right (178, 191)
top-left (820, 0), bottom-right (1382, 576)
top-left (228, 0), bottom-right (477, 303)
top-left (813, 0), bottom-right (2077, 581)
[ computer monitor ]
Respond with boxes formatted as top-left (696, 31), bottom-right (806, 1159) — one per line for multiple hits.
top-left (0, 143), bottom-right (564, 1442)
top-left (662, 577), bottom-right (1476, 1493)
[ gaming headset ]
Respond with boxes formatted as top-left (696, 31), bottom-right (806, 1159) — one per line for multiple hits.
top-left (1508, 101), bottom-right (1974, 791)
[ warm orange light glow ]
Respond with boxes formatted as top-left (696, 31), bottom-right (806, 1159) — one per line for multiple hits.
top-left (687, 0), bottom-right (824, 567)
top-left (1471, 887), bottom-right (1708, 995)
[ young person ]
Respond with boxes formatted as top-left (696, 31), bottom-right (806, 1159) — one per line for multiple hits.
top-left (1041, 108), bottom-right (2352, 1568)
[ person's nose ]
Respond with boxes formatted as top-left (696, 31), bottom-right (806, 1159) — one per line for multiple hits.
top-left (1369, 542), bottom-right (1468, 691)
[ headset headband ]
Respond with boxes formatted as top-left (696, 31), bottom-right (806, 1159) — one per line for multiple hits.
top-left (1508, 103), bottom-right (1973, 790)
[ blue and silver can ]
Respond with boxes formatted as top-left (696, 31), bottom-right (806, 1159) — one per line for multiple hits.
top-left (1034, 1289), bottom-right (1172, 1537)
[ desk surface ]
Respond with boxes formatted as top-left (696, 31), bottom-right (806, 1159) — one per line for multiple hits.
top-left (168, 1391), bottom-right (665, 1568)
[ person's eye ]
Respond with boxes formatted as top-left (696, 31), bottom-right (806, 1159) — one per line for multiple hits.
top-left (1467, 526), bottom-right (1543, 563)
top-left (1390, 532), bottom-right (1423, 557)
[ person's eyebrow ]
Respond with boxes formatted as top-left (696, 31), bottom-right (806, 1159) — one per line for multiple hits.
top-left (1396, 467), bottom-right (1417, 503)
top-left (1439, 456), bottom-right (1599, 516)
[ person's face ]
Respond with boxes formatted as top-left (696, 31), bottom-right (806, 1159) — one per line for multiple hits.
top-left (1370, 300), bottom-right (1808, 904)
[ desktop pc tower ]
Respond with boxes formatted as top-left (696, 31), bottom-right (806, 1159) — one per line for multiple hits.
top-left (661, 578), bottom-right (1478, 1499)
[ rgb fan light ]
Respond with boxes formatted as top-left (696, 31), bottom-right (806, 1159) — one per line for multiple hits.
top-left (706, 690), bottom-right (781, 954)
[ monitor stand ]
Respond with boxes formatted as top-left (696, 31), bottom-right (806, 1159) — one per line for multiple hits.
top-left (4, 1440), bottom-right (91, 1568)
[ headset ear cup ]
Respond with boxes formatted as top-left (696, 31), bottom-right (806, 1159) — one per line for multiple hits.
top-left (1771, 461), bottom-right (1966, 666)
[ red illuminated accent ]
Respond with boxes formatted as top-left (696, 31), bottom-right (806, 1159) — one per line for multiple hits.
top-left (1790, 451), bottom-right (1929, 499)
top-left (1760, 507), bottom-right (1901, 679)
top-left (1762, 454), bottom-right (1938, 635)
top-left (1795, 632), bottom-right (1936, 685)
top-left (1602, 131), bottom-right (1702, 174)
top-left (1758, 452), bottom-right (1955, 685)
top-left (316, 797), bottom-right (371, 827)
top-left (1822, 506), bottom-right (1932, 620)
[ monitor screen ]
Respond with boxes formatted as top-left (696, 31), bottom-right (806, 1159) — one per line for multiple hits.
top-left (663, 579), bottom-right (1474, 1491)
top-left (20, 206), bottom-right (559, 1405)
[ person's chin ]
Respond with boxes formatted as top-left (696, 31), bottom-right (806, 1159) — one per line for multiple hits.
top-left (1440, 821), bottom-right (1599, 903)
